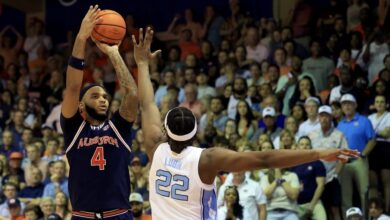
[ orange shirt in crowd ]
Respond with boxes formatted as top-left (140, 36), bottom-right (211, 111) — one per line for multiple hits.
top-left (179, 42), bottom-right (202, 60)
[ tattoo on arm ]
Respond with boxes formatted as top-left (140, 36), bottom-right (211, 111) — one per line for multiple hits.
top-left (109, 51), bottom-right (138, 121)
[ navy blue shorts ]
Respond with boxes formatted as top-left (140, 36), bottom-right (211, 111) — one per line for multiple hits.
top-left (71, 211), bottom-right (133, 220)
top-left (321, 178), bottom-right (341, 207)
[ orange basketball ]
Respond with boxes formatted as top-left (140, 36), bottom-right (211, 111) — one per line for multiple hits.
top-left (92, 10), bottom-right (126, 45)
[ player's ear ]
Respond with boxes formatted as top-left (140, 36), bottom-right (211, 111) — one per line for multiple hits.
top-left (79, 102), bottom-right (85, 113)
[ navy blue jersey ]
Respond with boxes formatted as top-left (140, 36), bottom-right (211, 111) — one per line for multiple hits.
top-left (61, 111), bottom-right (133, 211)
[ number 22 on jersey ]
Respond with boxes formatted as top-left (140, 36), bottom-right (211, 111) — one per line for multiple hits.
top-left (91, 147), bottom-right (107, 170)
top-left (156, 169), bottom-right (189, 201)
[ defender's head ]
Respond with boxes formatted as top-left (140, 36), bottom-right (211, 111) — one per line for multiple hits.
top-left (78, 84), bottom-right (109, 122)
top-left (164, 107), bottom-right (197, 151)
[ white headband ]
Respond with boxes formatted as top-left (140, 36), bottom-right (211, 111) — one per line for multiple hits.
top-left (164, 108), bottom-right (197, 142)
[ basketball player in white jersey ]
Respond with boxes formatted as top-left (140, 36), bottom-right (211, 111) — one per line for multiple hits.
top-left (132, 27), bottom-right (359, 220)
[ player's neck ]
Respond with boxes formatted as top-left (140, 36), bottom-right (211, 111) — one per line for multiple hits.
top-left (86, 116), bottom-right (105, 126)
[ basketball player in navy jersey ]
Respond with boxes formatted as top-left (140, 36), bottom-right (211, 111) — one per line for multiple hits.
top-left (62, 6), bottom-right (137, 220)
top-left (133, 27), bottom-right (359, 220)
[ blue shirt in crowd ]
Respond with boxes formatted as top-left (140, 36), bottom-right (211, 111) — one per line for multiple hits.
top-left (43, 178), bottom-right (69, 198)
top-left (337, 113), bottom-right (375, 153)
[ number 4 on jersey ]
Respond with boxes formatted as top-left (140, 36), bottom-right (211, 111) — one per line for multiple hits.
top-left (91, 147), bottom-right (106, 170)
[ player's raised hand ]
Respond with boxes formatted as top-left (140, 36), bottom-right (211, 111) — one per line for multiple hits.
top-left (78, 5), bottom-right (101, 41)
top-left (318, 148), bottom-right (360, 163)
top-left (91, 37), bottom-right (119, 55)
top-left (132, 27), bottom-right (161, 65)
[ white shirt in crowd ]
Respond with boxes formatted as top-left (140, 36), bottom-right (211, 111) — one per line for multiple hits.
top-left (376, 214), bottom-right (390, 220)
top-left (297, 117), bottom-right (321, 138)
top-left (363, 42), bottom-right (389, 85)
top-left (218, 177), bottom-right (267, 220)
top-left (369, 111), bottom-right (390, 143)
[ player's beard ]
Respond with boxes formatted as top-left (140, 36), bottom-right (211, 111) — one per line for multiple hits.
top-left (132, 210), bottom-right (142, 218)
top-left (85, 104), bottom-right (107, 122)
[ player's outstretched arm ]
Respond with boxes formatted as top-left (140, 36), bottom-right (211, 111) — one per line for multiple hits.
top-left (199, 147), bottom-right (359, 184)
top-left (92, 40), bottom-right (138, 122)
top-left (133, 27), bottom-right (162, 160)
top-left (62, 5), bottom-right (100, 118)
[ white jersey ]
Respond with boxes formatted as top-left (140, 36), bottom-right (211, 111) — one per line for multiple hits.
top-left (149, 143), bottom-right (217, 220)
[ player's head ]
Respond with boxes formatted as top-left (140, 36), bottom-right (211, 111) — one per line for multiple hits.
top-left (78, 84), bottom-right (109, 122)
top-left (164, 107), bottom-right (197, 152)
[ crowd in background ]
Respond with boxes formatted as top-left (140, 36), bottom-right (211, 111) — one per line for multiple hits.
top-left (1, 0), bottom-right (390, 219)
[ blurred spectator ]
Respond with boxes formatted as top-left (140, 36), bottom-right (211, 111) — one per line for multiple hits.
top-left (23, 144), bottom-right (48, 185)
top-left (0, 26), bottom-right (24, 68)
top-left (129, 192), bottom-right (152, 220)
top-left (291, 103), bottom-right (307, 126)
top-left (368, 197), bottom-right (390, 220)
top-left (179, 30), bottom-right (202, 60)
top-left (235, 100), bottom-right (257, 140)
top-left (272, 48), bottom-right (291, 76)
top-left (227, 77), bottom-right (251, 119)
top-left (130, 130), bottom-right (149, 167)
top-left (54, 191), bottom-right (71, 220)
top-left (329, 66), bottom-right (366, 110)
top-left (280, 26), bottom-right (309, 59)
top-left (365, 79), bottom-right (390, 114)
top-left (337, 94), bottom-right (376, 217)
top-left (289, 76), bottom-right (318, 110)
top-left (290, 136), bottom-right (326, 220)
top-left (23, 204), bottom-right (43, 220)
top-left (42, 138), bottom-right (62, 164)
top-left (245, 26), bottom-right (269, 64)
top-left (216, 59), bottom-right (239, 93)
top-left (276, 56), bottom-right (304, 115)
top-left (347, 0), bottom-right (369, 31)
top-left (297, 97), bottom-right (321, 138)
top-left (179, 83), bottom-right (204, 120)
top-left (368, 95), bottom-right (390, 212)
top-left (259, 95), bottom-right (286, 129)
top-left (309, 105), bottom-right (348, 220)
top-left (218, 171), bottom-right (266, 220)
top-left (162, 46), bottom-right (184, 73)
top-left (278, 129), bottom-right (297, 150)
top-left (202, 5), bottom-right (225, 50)
top-left (302, 39), bottom-right (335, 92)
top-left (346, 207), bottom-right (363, 220)
top-left (39, 197), bottom-right (55, 220)
top-left (320, 74), bottom-right (339, 105)
top-left (7, 152), bottom-right (25, 184)
top-left (196, 71), bottom-right (216, 100)
top-left (379, 0), bottom-right (390, 34)
top-left (129, 157), bottom-right (148, 196)
top-left (0, 130), bottom-right (18, 158)
top-left (199, 96), bottom-right (228, 138)
top-left (42, 160), bottom-right (68, 199)
top-left (273, 116), bottom-right (299, 149)
top-left (252, 107), bottom-right (282, 144)
top-left (19, 167), bottom-right (44, 201)
top-left (246, 63), bottom-right (263, 87)
top-left (260, 168), bottom-right (299, 220)
top-left (0, 182), bottom-right (25, 218)
top-left (23, 19), bottom-right (52, 62)
top-left (154, 71), bottom-right (185, 107)
top-left (7, 198), bottom-right (24, 220)
top-left (362, 30), bottom-right (389, 85)
top-left (6, 110), bottom-right (26, 150)
top-left (287, 0), bottom-right (313, 44)
top-left (217, 186), bottom-right (243, 220)
top-left (0, 90), bottom-right (13, 129)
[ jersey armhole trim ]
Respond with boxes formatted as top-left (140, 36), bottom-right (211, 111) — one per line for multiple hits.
top-left (65, 121), bottom-right (86, 153)
top-left (108, 121), bottom-right (132, 152)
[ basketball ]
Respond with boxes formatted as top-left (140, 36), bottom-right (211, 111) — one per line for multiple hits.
top-left (92, 9), bottom-right (126, 45)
